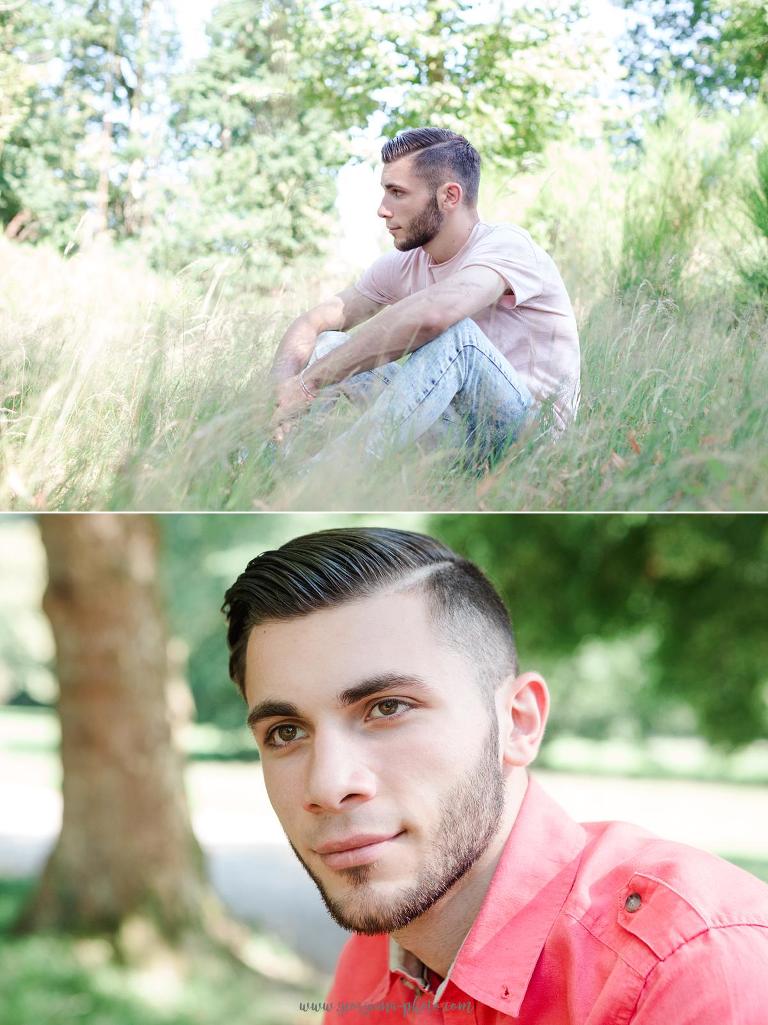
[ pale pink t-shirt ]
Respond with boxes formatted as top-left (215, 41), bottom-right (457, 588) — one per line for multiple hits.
top-left (355, 221), bottom-right (580, 428)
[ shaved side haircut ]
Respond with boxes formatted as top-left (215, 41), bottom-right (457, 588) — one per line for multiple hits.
top-left (222, 527), bottom-right (516, 703)
top-left (381, 127), bottom-right (481, 206)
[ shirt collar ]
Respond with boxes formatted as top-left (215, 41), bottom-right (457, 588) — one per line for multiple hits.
top-left (364, 775), bottom-right (586, 1015)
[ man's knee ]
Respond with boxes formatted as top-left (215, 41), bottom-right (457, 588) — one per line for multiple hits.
top-left (427, 317), bottom-right (487, 351)
top-left (408, 318), bottom-right (491, 369)
top-left (308, 330), bottom-right (348, 365)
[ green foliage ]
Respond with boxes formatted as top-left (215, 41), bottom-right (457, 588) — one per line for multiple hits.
top-left (292, 0), bottom-right (608, 168)
top-left (3, 0), bottom-right (611, 280)
top-left (0, 0), bottom-right (50, 232)
top-left (617, 89), bottom-right (735, 297)
top-left (161, 1), bottom-right (345, 290)
top-left (2, 514), bottom-right (767, 750)
top-left (739, 144), bottom-right (768, 299)
top-left (619, 0), bottom-right (768, 107)
top-left (158, 0), bottom-right (608, 289)
top-left (1, 0), bottom-right (179, 246)
top-left (430, 515), bottom-right (768, 748)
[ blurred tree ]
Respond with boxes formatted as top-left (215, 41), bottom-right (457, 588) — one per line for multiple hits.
top-left (430, 514), bottom-right (768, 748)
top-left (0, 0), bottom-right (49, 239)
top-left (619, 0), bottom-right (768, 107)
top-left (163, 0), bottom-right (341, 290)
top-left (5, 0), bottom-right (607, 274)
top-left (1, 0), bottom-right (179, 247)
top-left (16, 515), bottom-right (213, 945)
top-left (10, 516), bottom-right (766, 753)
top-left (292, 0), bottom-right (606, 167)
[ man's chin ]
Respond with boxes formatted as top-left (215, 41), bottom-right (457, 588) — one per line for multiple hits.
top-left (393, 235), bottom-right (421, 252)
top-left (320, 881), bottom-right (423, 935)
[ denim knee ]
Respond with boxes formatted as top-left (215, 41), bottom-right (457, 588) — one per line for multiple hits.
top-left (311, 330), bottom-right (348, 362)
top-left (433, 317), bottom-right (485, 349)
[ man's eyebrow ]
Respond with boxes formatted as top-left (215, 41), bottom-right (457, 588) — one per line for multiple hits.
top-left (246, 674), bottom-right (432, 730)
top-left (247, 700), bottom-right (300, 732)
top-left (337, 673), bottom-right (432, 707)
top-left (381, 180), bottom-right (407, 191)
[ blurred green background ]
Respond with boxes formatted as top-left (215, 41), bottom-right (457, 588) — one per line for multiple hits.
top-left (0, 512), bottom-right (766, 1024)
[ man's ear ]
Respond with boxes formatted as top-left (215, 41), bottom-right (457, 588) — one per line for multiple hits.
top-left (497, 671), bottom-right (550, 768)
top-left (439, 181), bottom-right (463, 211)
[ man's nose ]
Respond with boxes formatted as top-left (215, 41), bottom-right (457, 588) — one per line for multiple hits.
top-left (302, 729), bottom-right (377, 813)
top-left (377, 198), bottom-right (392, 219)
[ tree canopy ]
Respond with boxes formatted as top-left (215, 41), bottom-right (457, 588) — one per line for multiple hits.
top-left (619, 0), bottom-right (768, 107)
top-left (431, 514), bottom-right (768, 748)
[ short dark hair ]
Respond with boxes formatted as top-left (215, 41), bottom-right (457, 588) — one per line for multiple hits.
top-left (222, 527), bottom-right (516, 702)
top-left (381, 128), bottom-right (481, 206)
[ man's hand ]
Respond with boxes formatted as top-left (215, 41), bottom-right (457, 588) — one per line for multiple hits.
top-left (270, 374), bottom-right (313, 444)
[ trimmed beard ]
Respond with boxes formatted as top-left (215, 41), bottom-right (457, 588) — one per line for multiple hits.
top-left (395, 192), bottom-right (444, 252)
top-left (288, 714), bottom-right (505, 934)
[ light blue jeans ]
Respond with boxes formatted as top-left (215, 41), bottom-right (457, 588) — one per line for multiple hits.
top-left (305, 317), bottom-right (534, 464)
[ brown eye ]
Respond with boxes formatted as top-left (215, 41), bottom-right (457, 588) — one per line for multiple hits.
top-left (369, 698), bottom-right (411, 720)
top-left (266, 723), bottom-right (307, 748)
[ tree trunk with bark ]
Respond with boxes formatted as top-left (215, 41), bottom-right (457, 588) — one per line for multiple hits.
top-left (17, 514), bottom-right (210, 944)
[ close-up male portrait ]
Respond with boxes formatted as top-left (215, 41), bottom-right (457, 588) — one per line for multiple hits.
top-left (269, 128), bottom-right (580, 466)
top-left (223, 526), bottom-right (768, 1024)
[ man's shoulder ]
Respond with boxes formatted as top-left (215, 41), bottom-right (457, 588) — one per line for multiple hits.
top-left (566, 819), bottom-right (768, 970)
top-left (475, 221), bottom-right (539, 251)
top-left (460, 222), bottom-right (555, 276)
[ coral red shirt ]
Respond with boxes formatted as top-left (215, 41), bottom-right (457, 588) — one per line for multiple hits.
top-left (323, 775), bottom-right (768, 1024)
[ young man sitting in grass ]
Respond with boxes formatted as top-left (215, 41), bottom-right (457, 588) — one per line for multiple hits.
top-left (269, 127), bottom-right (580, 465)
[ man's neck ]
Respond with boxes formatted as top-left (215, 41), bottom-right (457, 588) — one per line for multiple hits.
top-left (391, 774), bottom-right (527, 980)
top-left (423, 213), bottom-right (480, 265)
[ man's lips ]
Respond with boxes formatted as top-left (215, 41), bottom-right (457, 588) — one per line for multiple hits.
top-left (313, 832), bottom-right (404, 870)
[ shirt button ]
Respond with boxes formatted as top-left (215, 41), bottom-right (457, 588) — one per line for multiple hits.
top-left (625, 892), bottom-right (642, 913)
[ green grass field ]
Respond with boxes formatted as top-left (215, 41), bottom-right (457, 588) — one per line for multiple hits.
top-left (2, 235), bottom-right (765, 512)
top-left (0, 880), bottom-right (325, 1025)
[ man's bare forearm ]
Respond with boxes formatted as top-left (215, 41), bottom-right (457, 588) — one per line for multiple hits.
top-left (270, 294), bottom-right (350, 383)
top-left (302, 296), bottom-right (436, 393)
top-left (270, 315), bottom-right (323, 383)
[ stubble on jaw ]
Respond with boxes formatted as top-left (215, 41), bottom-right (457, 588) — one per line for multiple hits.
top-left (395, 193), bottom-right (444, 252)
top-left (287, 714), bottom-right (505, 935)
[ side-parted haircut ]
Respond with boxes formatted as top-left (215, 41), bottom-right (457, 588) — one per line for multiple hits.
top-left (222, 527), bottom-right (516, 701)
top-left (382, 127), bottom-right (481, 206)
